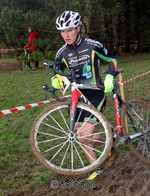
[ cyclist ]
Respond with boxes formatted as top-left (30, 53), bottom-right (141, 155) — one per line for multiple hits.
top-left (24, 27), bottom-right (40, 70)
top-left (51, 11), bottom-right (117, 180)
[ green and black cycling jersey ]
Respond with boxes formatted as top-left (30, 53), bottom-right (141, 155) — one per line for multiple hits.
top-left (55, 37), bottom-right (117, 87)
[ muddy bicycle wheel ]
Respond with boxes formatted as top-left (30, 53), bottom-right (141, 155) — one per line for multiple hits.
top-left (30, 102), bottom-right (113, 176)
top-left (121, 100), bottom-right (150, 166)
top-left (19, 60), bottom-right (28, 70)
top-left (19, 60), bottom-right (33, 70)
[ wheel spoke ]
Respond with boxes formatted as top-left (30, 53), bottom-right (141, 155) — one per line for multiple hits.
top-left (59, 108), bottom-right (70, 132)
top-left (122, 100), bottom-right (150, 166)
top-left (60, 142), bottom-right (70, 167)
top-left (49, 140), bottom-right (68, 160)
top-left (37, 135), bottom-right (67, 144)
top-left (73, 142), bottom-right (85, 167)
top-left (71, 142), bottom-right (74, 169)
top-left (77, 140), bottom-right (103, 154)
top-left (143, 137), bottom-right (150, 159)
top-left (46, 112), bottom-right (68, 134)
top-left (77, 141), bottom-right (96, 162)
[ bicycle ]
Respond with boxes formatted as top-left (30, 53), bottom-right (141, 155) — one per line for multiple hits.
top-left (30, 62), bottom-right (150, 176)
top-left (19, 49), bottom-right (34, 70)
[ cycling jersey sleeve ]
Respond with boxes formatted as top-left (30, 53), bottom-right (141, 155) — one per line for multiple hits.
top-left (108, 58), bottom-right (117, 76)
top-left (96, 45), bottom-right (117, 76)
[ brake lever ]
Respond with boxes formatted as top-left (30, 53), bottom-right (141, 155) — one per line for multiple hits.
top-left (43, 60), bottom-right (54, 75)
top-left (43, 84), bottom-right (54, 100)
top-left (42, 84), bottom-right (67, 102)
top-left (43, 84), bottom-right (53, 92)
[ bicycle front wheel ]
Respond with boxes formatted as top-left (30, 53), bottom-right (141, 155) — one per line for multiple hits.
top-left (19, 60), bottom-right (33, 70)
top-left (19, 60), bottom-right (28, 70)
top-left (30, 102), bottom-right (113, 176)
top-left (121, 100), bottom-right (150, 166)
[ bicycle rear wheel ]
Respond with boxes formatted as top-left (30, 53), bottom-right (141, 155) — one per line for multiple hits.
top-left (19, 60), bottom-right (33, 70)
top-left (19, 60), bottom-right (28, 70)
top-left (121, 100), bottom-right (150, 166)
top-left (30, 102), bottom-right (113, 176)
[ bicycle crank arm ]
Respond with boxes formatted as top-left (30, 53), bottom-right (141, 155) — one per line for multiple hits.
top-left (129, 129), bottom-right (149, 140)
top-left (114, 136), bottom-right (128, 147)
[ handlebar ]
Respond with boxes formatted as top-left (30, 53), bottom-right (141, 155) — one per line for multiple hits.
top-left (54, 62), bottom-right (123, 79)
top-left (103, 68), bottom-right (123, 78)
top-left (43, 60), bottom-right (54, 67)
top-left (53, 63), bottom-right (83, 83)
top-left (43, 60), bottom-right (54, 74)
top-left (53, 63), bottom-right (105, 89)
top-left (43, 84), bottom-right (67, 102)
top-left (43, 62), bottom-right (123, 101)
top-left (53, 63), bottom-right (72, 77)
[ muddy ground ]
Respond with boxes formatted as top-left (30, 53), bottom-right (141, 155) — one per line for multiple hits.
top-left (1, 61), bottom-right (150, 196)
top-left (12, 152), bottom-right (150, 196)
top-left (0, 60), bottom-right (20, 72)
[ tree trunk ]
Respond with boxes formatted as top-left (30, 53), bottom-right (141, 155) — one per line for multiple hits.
top-left (125, 0), bottom-right (131, 53)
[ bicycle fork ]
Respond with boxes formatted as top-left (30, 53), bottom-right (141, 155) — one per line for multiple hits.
top-left (69, 85), bottom-right (81, 137)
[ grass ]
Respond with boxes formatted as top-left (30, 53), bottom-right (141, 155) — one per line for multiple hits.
top-left (0, 53), bottom-right (150, 194)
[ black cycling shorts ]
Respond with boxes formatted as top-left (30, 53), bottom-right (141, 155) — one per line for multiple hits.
top-left (75, 89), bottom-right (106, 124)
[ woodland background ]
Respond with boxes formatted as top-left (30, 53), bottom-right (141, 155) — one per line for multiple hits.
top-left (0, 0), bottom-right (150, 59)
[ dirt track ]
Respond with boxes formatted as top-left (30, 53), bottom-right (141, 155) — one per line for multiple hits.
top-left (0, 60), bottom-right (20, 72)
top-left (13, 152), bottom-right (150, 196)
top-left (1, 61), bottom-right (150, 196)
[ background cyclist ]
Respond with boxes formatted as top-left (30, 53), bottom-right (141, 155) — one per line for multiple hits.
top-left (24, 27), bottom-right (40, 70)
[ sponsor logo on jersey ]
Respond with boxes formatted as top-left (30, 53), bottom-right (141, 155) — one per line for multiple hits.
top-left (68, 55), bottom-right (90, 64)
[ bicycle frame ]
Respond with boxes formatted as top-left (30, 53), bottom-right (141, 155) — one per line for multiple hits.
top-left (70, 82), bottom-right (100, 132)
top-left (51, 64), bottom-right (134, 140)
top-left (69, 75), bottom-right (124, 139)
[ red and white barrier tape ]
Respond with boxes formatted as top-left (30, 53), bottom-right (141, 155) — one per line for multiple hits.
top-left (0, 71), bottom-right (149, 116)
top-left (0, 95), bottom-right (70, 116)
top-left (118, 70), bottom-right (150, 85)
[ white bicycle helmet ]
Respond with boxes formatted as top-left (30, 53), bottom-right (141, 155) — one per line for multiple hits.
top-left (56, 11), bottom-right (82, 30)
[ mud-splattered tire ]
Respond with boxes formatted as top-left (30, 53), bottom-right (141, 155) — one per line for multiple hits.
top-left (30, 102), bottom-right (113, 175)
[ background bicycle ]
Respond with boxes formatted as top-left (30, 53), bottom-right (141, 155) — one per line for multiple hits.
top-left (30, 62), bottom-right (150, 176)
top-left (18, 49), bottom-right (40, 71)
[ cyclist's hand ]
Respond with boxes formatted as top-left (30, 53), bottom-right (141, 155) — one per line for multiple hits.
top-left (51, 76), bottom-right (61, 89)
top-left (104, 74), bottom-right (114, 93)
